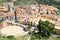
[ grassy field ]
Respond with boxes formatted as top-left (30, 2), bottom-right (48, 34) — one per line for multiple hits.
top-left (31, 35), bottom-right (60, 40)
top-left (0, 34), bottom-right (30, 40)
top-left (0, 34), bottom-right (60, 40)
top-left (40, 35), bottom-right (60, 40)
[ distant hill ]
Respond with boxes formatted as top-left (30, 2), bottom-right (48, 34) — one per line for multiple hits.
top-left (0, 0), bottom-right (60, 5)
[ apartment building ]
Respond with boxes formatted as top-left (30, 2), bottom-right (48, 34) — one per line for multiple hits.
top-left (0, 11), bottom-right (15, 21)
top-left (0, 2), bottom-right (16, 21)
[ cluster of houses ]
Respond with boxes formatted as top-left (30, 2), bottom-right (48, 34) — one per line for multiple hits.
top-left (0, 3), bottom-right (15, 21)
top-left (15, 4), bottom-right (60, 25)
top-left (0, 4), bottom-right (60, 26)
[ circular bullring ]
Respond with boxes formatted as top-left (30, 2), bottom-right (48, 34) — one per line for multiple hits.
top-left (1, 26), bottom-right (28, 37)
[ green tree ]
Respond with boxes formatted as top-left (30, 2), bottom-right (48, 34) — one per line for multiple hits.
top-left (0, 20), bottom-right (3, 23)
top-left (35, 0), bottom-right (56, 5)
top-left (37, 20), bottom-right (55, 37)
top-left (30, 20), bottom-right (55, 40)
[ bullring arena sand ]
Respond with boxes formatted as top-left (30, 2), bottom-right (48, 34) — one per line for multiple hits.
top-left (1, 26), bottom-right (28, 37)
